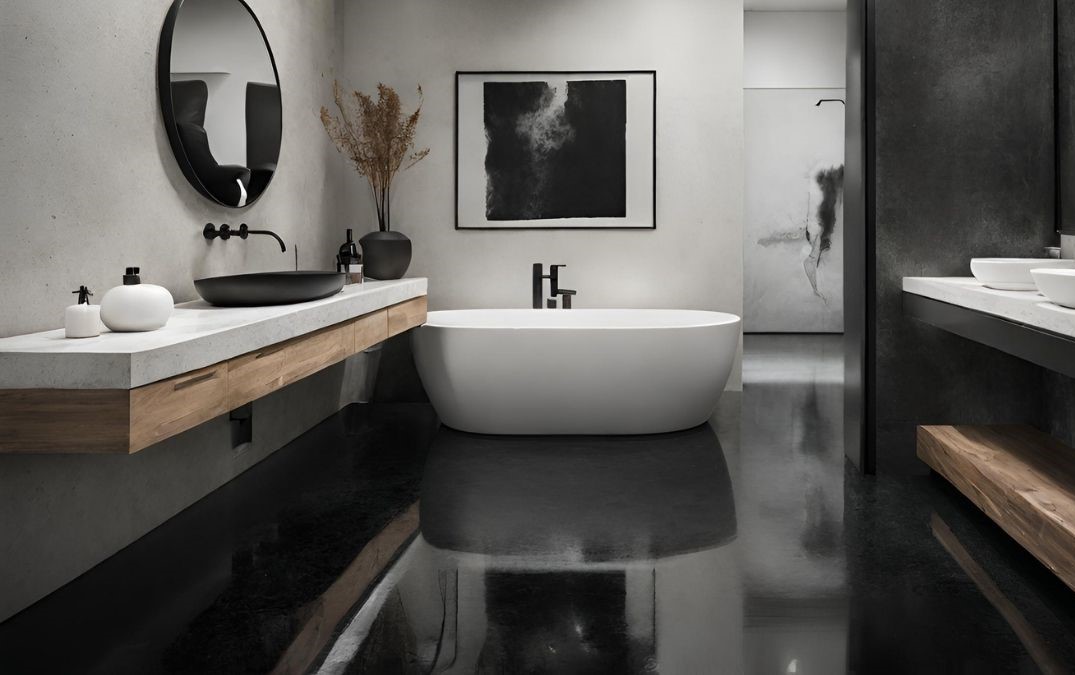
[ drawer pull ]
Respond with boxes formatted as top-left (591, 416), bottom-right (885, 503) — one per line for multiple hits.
top-left (255, 344), bottom-right (288, 360)
top-left (173, 371), bottom-right (217, 390)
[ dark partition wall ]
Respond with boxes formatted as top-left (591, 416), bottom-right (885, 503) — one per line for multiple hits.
top-left (1047, 1), bottom-right (1075, 446)
top-left (1060, 0), bottom-right (1075, 232)
top-left (848, 0), bottom-right (1056, 473)
top-left (843, 0), bottom-right (871, 472)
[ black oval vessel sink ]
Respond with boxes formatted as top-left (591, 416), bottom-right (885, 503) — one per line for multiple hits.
top-left (194, 271), bottom-right (346, 307)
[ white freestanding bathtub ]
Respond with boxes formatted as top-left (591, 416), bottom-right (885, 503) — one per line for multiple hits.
top-left (412, 309), bottom-right (741, 435)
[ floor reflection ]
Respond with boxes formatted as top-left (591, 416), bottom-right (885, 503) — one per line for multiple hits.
top-left (421, 427), bottom-right (736, 561)
top-left (740, 336), bottom-right (848, 675)
top-left (323, 426), bottom-right (745, 674)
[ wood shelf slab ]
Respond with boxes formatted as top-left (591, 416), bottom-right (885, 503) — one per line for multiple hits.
top-left (918, 425), bottom-right (1075, 591)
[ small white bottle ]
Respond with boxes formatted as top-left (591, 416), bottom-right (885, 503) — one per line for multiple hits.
top-left (65, 286), bottom-right (101, 338)
top-left (100, 267), bottom-right (174, 332)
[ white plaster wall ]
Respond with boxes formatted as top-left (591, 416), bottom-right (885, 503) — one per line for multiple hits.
top-left (0, 0), bottom-right (354, 622)
top-left (342, 0), bottom-right (745, 389)
top-left (744, 11), bottom-right (846, 89)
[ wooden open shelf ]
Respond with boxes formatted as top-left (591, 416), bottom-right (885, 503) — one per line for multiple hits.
top-left (0, 296), bottom-right (427, 455)
top-left (917, 425), bottom-right (1075, 591)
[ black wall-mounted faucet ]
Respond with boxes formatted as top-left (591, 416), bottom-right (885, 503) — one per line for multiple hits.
top-left (203, 223), bottom-right (286, 252)
top-left (532, 263), bottom-right (577, 309)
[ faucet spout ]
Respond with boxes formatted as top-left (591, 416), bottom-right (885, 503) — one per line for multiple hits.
top-left (239, 223), bottom-right (286, 252)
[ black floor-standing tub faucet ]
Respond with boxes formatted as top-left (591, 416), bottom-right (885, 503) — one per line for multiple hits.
top-left (532, 263), bottom-right (577, 309)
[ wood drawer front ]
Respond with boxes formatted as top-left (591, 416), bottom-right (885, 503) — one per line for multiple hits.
top-left (129, 364), bottom-right (228, 453)
top-left (387, 297), bottom-right (427, 338)
top-left (0, 389), bottom-right (131, 454)
top-left (355, 309), bottom-right (389, 352)
top-left (227, 321), bottom-right (354, 410)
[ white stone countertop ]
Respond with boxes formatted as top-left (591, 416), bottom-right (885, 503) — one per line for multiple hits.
top-left (0, 278), bottom-right (427, 390)
top-left (903, 276), bottom-right (1075, 338)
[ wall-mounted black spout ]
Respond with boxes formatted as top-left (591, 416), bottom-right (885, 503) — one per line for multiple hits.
top-left (203, 223), bottom-right (286, 252)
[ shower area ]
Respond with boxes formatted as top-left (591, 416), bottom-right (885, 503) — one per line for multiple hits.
top-left (743, 8), bottom-right (847, 334)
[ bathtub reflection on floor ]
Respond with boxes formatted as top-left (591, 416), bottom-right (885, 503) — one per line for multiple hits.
top-left (420, 426), bottom-right (736, 562)
top-left (317, 425), bottom-right (743, 674)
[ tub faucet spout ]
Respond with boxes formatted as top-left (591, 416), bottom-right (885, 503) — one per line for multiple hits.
top-left (533, 264), bottom-right (575, 308)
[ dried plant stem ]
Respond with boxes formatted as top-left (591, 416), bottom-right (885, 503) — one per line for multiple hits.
top-left (320, 81), bottom-right (430, 231)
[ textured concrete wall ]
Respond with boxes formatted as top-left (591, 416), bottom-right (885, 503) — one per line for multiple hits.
top-left (0, 0), bottom-right (354, 621)
top-left (872, 0), bottom-right (1055, 472)
top-left (0, 0), bottom-right (347, 336)
top-left (342, 0), bottom-right (745, 389)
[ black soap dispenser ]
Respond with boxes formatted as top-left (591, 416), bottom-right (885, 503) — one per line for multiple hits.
top-left (337, 228), bottom-right (363, 284)
top-left (339, 229), bottom-right (360, 266)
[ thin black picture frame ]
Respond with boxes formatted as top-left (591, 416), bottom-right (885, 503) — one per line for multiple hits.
top-left (454, 70), bottom-right (657, 231)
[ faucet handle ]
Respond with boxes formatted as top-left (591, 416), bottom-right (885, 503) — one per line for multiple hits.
top-left (557, 289), bottom-right (576, 309)
top-left (549, 264), bottom-right (567, 294)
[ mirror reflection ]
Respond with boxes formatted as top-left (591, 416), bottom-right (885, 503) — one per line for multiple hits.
top-left (160, 0), bottom-right (281, 207)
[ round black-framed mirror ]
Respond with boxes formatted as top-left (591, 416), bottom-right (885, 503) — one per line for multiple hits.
top-left (158, 0), bottom-right (282, 208)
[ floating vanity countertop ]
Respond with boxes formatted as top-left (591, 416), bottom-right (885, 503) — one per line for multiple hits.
top-left (903, 276), bottom-right (1075, 338)
top-left (0, 278), bottom-right (426, 390)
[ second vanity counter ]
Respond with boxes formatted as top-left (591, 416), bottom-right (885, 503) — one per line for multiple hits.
top-left (903, 276), bottom-right (1075, 339)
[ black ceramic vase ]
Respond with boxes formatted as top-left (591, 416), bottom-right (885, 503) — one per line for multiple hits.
top-left (359, 230), bottom-right (412, 280)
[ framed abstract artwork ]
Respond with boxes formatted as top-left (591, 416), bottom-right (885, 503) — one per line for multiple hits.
top-left (455, 71), bottom-right (656, 230)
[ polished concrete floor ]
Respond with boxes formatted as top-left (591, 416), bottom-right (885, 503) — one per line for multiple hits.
top-left (2, 335), bottom-right (1074, 673)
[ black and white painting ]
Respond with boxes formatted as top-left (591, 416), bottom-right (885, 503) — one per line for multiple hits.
top-left (456, 72), bottom-right (655, 229)
top-left (744, 89), bottom-right (845, 333)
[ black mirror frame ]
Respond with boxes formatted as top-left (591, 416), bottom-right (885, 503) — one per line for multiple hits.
top-left (157, 0), bottom-right (283, 208)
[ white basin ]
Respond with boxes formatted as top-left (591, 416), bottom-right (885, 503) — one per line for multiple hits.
top-left (1032, 268), bottom-right (1075, 308)
top-left (970, 258), bottom-right (1075, 291)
